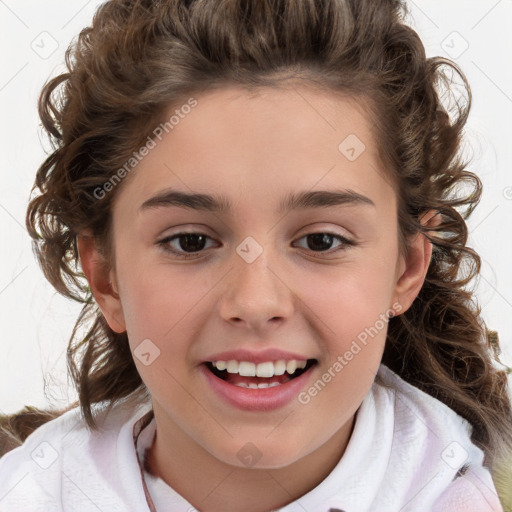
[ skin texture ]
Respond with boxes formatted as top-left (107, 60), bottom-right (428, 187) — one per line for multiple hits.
top-left (78, 85), bottom-right (435, 512)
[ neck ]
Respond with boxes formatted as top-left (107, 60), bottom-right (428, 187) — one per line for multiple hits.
top-left (146, 407), bottom-right (355, 512)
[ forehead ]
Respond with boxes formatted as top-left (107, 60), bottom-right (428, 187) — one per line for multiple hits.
top-left (172, 84), bottom-right (378, 163)
top-left (112, 84), bottom-right (396, 218)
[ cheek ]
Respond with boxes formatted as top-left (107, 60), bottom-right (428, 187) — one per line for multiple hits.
top-left (298, 259), bottom-right (396, 335)
top-left (118, 269), bottom-right (205, 395)
top-left (118, 257), bottom-right (205, 332)
top-left (293, 267), bottom-right (392, 427)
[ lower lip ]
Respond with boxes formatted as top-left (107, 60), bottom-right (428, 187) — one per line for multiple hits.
top-left (200, 363), bottom-right (315, 411)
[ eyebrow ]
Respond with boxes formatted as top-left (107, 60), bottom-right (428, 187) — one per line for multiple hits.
top-left (139, 187), bottom-right (375, 214)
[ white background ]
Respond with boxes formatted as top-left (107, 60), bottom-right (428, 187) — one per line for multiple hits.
top-left (1, 0), bottom-right (511, 414)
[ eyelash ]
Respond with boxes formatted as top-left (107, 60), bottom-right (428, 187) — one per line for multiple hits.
top-left (157, 231), bottom-right (356, 260)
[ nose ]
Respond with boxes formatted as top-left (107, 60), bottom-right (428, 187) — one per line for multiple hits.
top-left (218, 248), bottom-right (295, 333)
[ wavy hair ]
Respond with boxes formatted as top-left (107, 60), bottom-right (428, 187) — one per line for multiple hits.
top-left (2, 0), bottom-right (511, 482)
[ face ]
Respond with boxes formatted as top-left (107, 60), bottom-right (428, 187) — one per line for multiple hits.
top-left (85, 84), bottom-right (428, 470)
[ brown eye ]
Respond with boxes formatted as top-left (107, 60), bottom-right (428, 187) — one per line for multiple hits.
top-left (294, 232), bottom-right (355, 253)
top-left (158, 232), bottom-right (217, 258)
top-left (173, 233), bottom-right (208, 252)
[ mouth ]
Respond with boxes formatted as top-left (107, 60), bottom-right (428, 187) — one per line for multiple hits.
top-left (204, 359), bottom-right (318, 389)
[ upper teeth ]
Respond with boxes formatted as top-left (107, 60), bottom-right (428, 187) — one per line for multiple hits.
top-left (212, 360), bottom-right (308, 377)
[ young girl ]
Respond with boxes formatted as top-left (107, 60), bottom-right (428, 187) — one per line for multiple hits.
top-left (1, 0), bottom-right (511, 510)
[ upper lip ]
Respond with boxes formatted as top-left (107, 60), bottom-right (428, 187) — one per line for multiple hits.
top-left (204, 349), bottom-right (315, 365)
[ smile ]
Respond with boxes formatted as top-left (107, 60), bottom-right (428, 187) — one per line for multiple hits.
top-left (207, 359), bottom-right (315, 387)
top-left (202, 358), bottom-right (318, 410)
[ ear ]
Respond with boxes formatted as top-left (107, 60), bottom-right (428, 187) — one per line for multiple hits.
top-left (391, 210), bottom-right (441, 315)
top-left (77, 230), bottom-right (127, 333)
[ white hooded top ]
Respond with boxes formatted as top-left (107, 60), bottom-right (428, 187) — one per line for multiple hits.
top-left (0, 364), bottom-right (503, 512)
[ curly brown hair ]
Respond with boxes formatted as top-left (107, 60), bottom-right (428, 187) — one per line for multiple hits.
top-left (2, 0), bottom-right (511, 478)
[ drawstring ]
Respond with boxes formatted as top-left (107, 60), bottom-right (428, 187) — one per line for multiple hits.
top-left (133, 409), bottom-right (158, 512)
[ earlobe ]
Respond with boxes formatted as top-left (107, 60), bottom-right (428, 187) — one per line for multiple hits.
top-left (77, 231), bottom-right (126, 333)
top-left (392, 210), bottom-right (441, 315)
